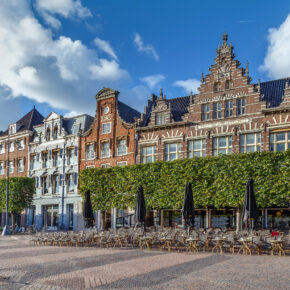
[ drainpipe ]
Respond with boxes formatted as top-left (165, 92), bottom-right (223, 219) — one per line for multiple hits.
top-left (61, 142), bottom-right (66, 230)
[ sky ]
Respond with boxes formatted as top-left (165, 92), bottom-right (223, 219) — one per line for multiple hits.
top-left (0, 0), bottom-right (290, 130)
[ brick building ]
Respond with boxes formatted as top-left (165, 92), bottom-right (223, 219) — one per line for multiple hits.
top-left (0, 107), bottom-right (44, 227)
top-left (135, 34), bottom-right (290, 229)
top-left (80, 88), bottom-right (140, 228)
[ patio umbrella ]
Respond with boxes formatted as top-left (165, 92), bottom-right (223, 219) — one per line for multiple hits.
top-left (83, 190), bottom-right (94, 228)
top-left (242, 178), bottom-right (258, 232)
top-left (135, 185), bottom-right (146, 229)
top-left (182, 182), bottom-right (195, 234)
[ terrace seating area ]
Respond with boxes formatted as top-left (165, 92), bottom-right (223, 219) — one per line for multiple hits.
top-left (30, 227), bottom-right (290, 256)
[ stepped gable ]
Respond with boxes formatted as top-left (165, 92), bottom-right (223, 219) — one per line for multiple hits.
top-left (260, 77), bottom-right (290, 108)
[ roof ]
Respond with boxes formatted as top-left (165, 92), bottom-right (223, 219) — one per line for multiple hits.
top-left (0, 107), bottom-right (44, 136)
top-left (167, 96), bottom-right (190, 121)
top-left (117, 100), bottom-right (141, 124)
top-left (260, 77), bottom-right (290, 108)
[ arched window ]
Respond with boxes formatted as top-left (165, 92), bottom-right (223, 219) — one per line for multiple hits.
top-left (213, 82), bottom-right (218, 92)
top-left (46, 128), bottom-right (51, 141)
top-left (53, 125), bottom-right (58, 139)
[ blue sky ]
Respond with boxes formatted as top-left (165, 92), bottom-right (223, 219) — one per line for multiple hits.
top-left (0, 0), bottom-right (290, 130)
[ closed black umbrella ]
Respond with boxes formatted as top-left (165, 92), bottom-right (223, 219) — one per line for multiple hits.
top-left (135, 185), bottom-right (146, 229)
top-left (182, 182), bottom-right (195, 233)
top-left (83, 190), bottom-right (94, 228)
top-left (242, 178), bottom-right (258, 232)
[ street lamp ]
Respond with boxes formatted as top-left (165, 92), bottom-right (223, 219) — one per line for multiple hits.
top-left (1, 131), bottom-right (20, 236)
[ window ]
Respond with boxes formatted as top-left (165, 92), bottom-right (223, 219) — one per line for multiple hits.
top-left (42, 152), bottom-right (49, 168)
top-left (68, 204), bottom-right (74, 229)
top-left (67, 148), bottom-right (75, 165)
top-left (18, 159), bottom-right (24, 172)
top-left (102, 122), bottom-right (111, 134)
top-left (188, 139), bottom-right (206, 157)
top-left (225, 80), bottom-right (230, 90)
top-left (18, 139), bottom-right (24, 150)
top-left (240, 133), bottom-right (261, 153)
top-left (72, 124), bottom-right (79, 134)
top-left (213, 136), bottom-right (232, 155)
top-left (67, 174), bottom-right (74, 192)
top-left (165, 143), bottom-right (182, 161)
top-left (9, 142), bottom-right (14, 152)
top-left (9, 124), bottom-right (16, 134)
top-left (213, 82), bottom-right (219, 92)
top-left (202, 104), bottom-right (210, 121)
top-left (86, 144), bottom-right (94, 160)
top-left (270, 131), bottom-right (290, 152)
top-left (101, 142), bottom-right (110, 158)
top-left (8, 161), bottom-right (14, 174)
top-left (0, 162), bottom-right (4, 175)
top-left (213, 102), bottom-right (222, 119)
top-left (42, 176), bottom-right (49, 194)
top-left (117, 161), bottom-right (127, 167)
top-left (225, 100), bottom-right (234, 118)
top-left (53, 126), bottom-right (58, 139)
top-left (52, 175), bottom-right (60, 194)
top-left (101, 163), bottom-right (110, 168)
top-left (46, 128), bottom-right (51, 141)
top-left (0, 143), bottom-right (5, 154)
top-left (31, 154), bottom-right (37, 170)
top-left (156, 113), bottom-right (166, 125)
top-left (141, 146), bottom-right (156, 163)
top-left (117, 139), bottom-right (127, 156)
top-left (237, 98), bottom-right (246, 115)
top-left (52, 151), bottom-right (61, 167)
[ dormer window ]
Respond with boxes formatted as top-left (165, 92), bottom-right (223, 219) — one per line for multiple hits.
top-left (46, 128), bottom-right (51, 141)
top-left (156, 113), bottom-right (166, 125)
top-left (9, 124), bottom-right (16, 134)
top-left (213, 82), bottom-right (220, 92)
top-left (53, 125), bottom-right (58, 139)
top-left (102, 122), bottom-right (111, 134)
top-left (201, 104), bottom-right (210, 121)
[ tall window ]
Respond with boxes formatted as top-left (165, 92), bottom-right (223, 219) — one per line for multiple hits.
top-left (237, 98), bottom-right (246, 115)
top-left (213, 136), bottom-right (232, 155)
top-left (0, 143), bottom-right (5, 154)
top-left (213, 102), bottom-right (222, 119)
top-left (53, 126), bottom-right (58, 139)
top-left (188, 139), bottom-right (206, 157)
top-left (225, 80), bottom-right (230, 90)
top-left (86, 144), bottom-right (94, 160)
top-left (225, 100), bottom-right (234, 118)
top-left (102, 122), bottom-right (111, 134)
top-left (52, 175), bottom-right (60, 194)
top-left (67, 174), bottom-right (74, 192)
top-left (18, 139), bottom-right (24, 150)
top-left (270, 131), bottom-right (290, 152)
top-left (202, 104), bottom-right (210, 121)
top-left (46, 128), bottom-right (51, 141)
top-left (240, 133), bottom-right (261, 153)
top-left (117, 139), bottom-right (127, 156)
top-left (101, 142), bottom-right (110, 158)
top-left (0, 162), bottom-right (4, 175)
top-left (213, 82), bottom-right (219, 92)
top-left (9, 161), bottom-right (14, 174)
top-left (165, 143), bottom-right (182, 161)
top-left (52, 151), bottom-right (61, 167)
top-left (42, 152), bottom-right (49, 168)
top-left (42, 176), bottom-right (48, 194)
top-left (9, 142), bottom-right (14, 152)
top-left (67, 148), bottom-right (74, 165)
top-left (141, 146), bottom-right (156, 163)
top-left (31, 154), bottom-right (37, 170)
top-left (156, 113), bottom-right (166, 125)
top-left (18, 159), bottom-right (24, 172)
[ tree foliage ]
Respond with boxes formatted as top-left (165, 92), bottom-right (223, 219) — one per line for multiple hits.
top-left (79, 151), bottom-right (290, 211)
top-left (0, 177), bottom-right (35, 213)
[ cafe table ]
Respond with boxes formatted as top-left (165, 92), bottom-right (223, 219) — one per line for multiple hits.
top-left (238, 237), bottom-right (253, 255)
top-left (212, 237), bottom-right (225, 254)
top-left (270, 239), bottom-right (285, 256)
top-left (186, 237), bottom-right (199, 253)
top-left (161, 237), bottom-right (174, 252)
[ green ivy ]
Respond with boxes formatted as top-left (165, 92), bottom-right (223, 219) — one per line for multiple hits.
top-left (79, 151), bottom-right (290, 211)
top-left (0, 177), bottom-right (35, 213)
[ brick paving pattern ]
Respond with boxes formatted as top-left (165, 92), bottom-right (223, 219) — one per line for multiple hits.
top-left (0, 236), bottom-right (289, 289)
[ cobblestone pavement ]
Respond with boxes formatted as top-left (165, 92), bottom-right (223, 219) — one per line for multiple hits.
top-left (0, 236), bottom-right (289, 289)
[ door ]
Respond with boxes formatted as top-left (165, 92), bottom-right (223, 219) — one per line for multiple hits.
top-left (44, 205), bottom-right (59, 230)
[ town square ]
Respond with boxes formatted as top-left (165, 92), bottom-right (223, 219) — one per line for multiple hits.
top-left (0, 0), bottom-right (289, 289)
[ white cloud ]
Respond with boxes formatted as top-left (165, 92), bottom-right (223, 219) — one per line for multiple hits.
top-left (133, 33), bottom-right (159, 61)
top-left (94, 38), bottom-right (118, 61)
top-left (140, 74), bottom-right (165, 89)
top-left (260, 14), bottom-right (290, 78)
top-left (35, 0), bottom-right (92, 29)
top-left (173, 78), bottom-right (200, 94)
top-left (0, 0), bottom-right (130, 128)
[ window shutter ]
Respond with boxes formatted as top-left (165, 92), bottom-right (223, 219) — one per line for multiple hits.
top-left (74, 173), bottom-right (78, 185)
top-left (60, 148), bottom-right (63, 158)
top-left (75, 146), bottom-right (78, 156)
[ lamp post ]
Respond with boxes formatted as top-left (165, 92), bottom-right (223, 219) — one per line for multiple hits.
top-left (1, 130), bottom-right (20, 236)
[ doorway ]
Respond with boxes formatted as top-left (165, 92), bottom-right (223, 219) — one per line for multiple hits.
top-left (43, 205), bottom-right (59, 230)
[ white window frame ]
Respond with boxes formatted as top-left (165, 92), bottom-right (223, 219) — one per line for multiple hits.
top-left (225, 100), bottom-right (234, 118)
top-left (67, 148), bottom-right (75, 165)
top-left (0, 143), bottom-right (5, 154)
top-left (165, 143), bottom-right (182, 161)
top-left (18, 158), bottom-right (24, 173)
top-left (52, 151), bottom-right (61, 167)
top-left (42, 176), bottom-right (49, 194)
top-left (67, 174), bottom-right (74, 193)
top-left (270, 131), bottom-right (290, 152)
top-left (86, 144), bottom-right (95, 160)
top-left (52, 175), bottom-right (60, 194)
top-left (240, 133), bottom-right (261, 153)
top-left (9, 142), bottom-right (14, 152)
top-left (213, 102), bottom-right (222, 119)
top-left (9, 124), bottom-right (16, 134)
top-left (188, 139), bottom-right (206, 157)
top-left (202, 104), bottom-right (210, 121)
top-left (0, 162), bottom-right (4, 175)
top-left (213, 136), bottom-right (232, 155)
top-left (141, 146), bottom-right (156, 164)
top-left (117, 161), bottom-right (127, 167)
top-left (31, 154), bottom-right (37, 170)
top-left (117, 139), bottom-right (127, 156)
top-left (101, 142), bottom-right (110, 158)
top-left (237, 98), bottom-right (246, 115)
top-left (101, 122), bottom-right (111, 134)
top-left (9, 161), bottom-right (14, 174)
top-left (156, 113), bottom-right (166, 125)
top-left (101, 163), bottom-right (110, 168)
